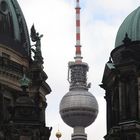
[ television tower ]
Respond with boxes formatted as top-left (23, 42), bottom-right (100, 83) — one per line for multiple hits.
top-left (59, 0), bottom-right (99, 140)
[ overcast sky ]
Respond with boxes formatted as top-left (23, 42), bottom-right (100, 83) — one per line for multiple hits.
top-left (17, 0), bottom-right (139, 140)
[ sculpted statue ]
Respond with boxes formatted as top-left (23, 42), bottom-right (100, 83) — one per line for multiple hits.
top-left (31, 25), bottom-right (43, 52)
top-left (30, 25), bottom-right (43, 63)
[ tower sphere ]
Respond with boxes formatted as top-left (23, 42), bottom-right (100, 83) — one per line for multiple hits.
top-left (59, 88), bottom-right (98, 128)
top-left (56, 131), bottom-right (62, 139)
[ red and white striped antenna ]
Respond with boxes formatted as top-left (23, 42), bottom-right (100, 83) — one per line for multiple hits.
top-left (74, 0), bottom-right (83, 62)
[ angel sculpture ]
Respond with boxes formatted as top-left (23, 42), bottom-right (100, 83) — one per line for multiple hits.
top-left (31, 24), bottom-right (43, 53)
top-left (30, 25), bottom-right (43, 63)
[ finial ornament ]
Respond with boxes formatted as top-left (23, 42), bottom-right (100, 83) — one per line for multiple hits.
top-left (56, 130), bottom-right (62, 140)
top-left (123, 32), bottom-right (132, 46)
top-left (19, 74), bottom-right (30, 92)
top-left (108, 56), bottom-right (112, 63)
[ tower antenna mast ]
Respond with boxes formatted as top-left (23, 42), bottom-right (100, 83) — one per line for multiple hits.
top-left (75, 0), bottom-right (83, 62)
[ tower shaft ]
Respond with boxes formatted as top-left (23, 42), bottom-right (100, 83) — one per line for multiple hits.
top-left (72, 127), bottom-right (87, 140)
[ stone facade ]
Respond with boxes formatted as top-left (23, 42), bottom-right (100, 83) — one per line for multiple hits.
top-left (101, 33), bottom-right (140, 140)
top-left (0, 0), bottom-right (52, 139)
top-left (101, 5), bottom-right (140, 140)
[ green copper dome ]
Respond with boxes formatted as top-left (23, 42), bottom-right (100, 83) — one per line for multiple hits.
top-left (115, 7), bottom-right (140, 48)
top-left (0, 0), bottom-right (30, 56)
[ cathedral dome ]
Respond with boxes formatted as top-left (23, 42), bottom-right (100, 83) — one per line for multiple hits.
top-left (115, 7), bottom-right (140, 48)
top-left (59, 88), bottom-right (98, 127)
top-left (0, 0), bottom-right (30, 57)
